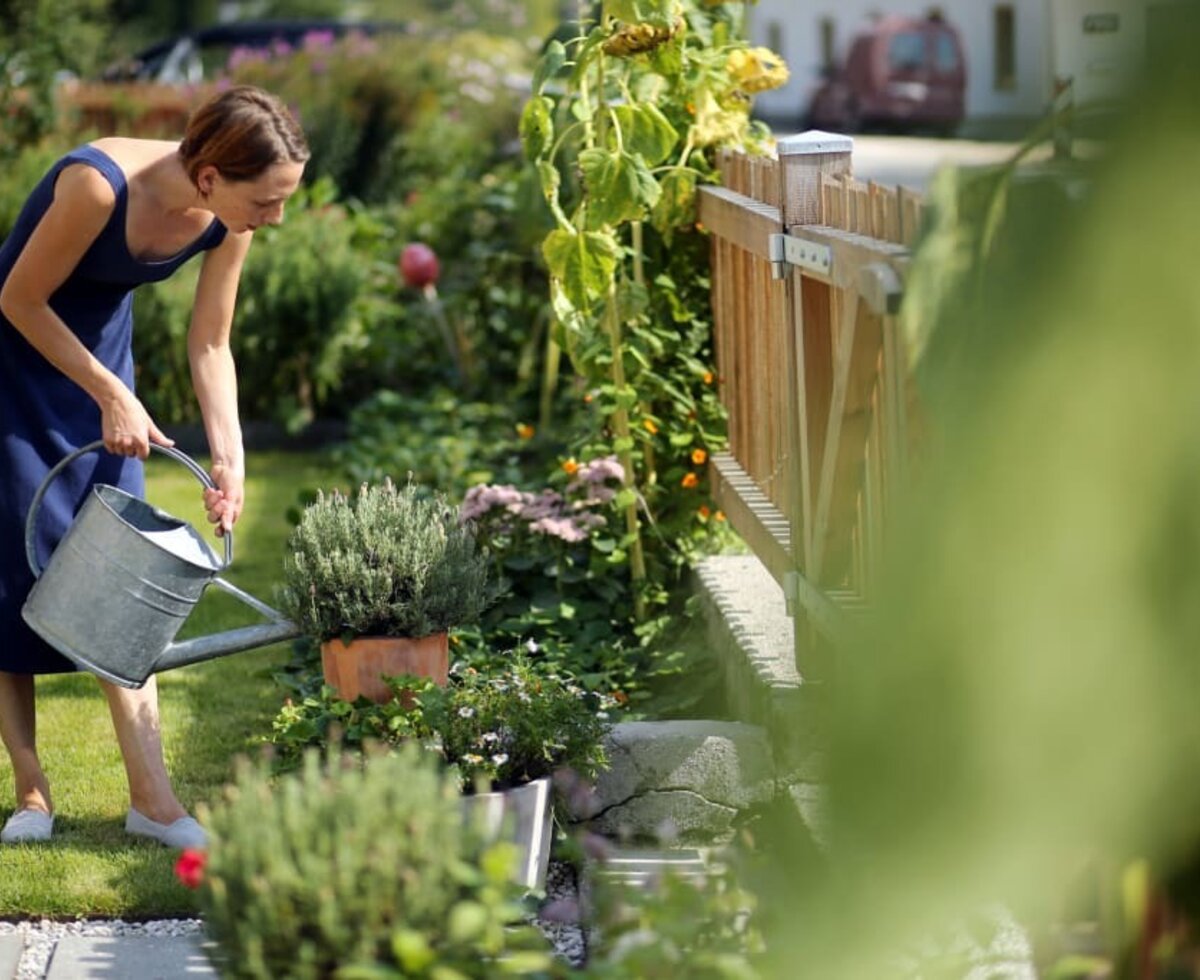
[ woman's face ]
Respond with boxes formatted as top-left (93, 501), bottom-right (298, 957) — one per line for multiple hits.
top-left (200, 161), bottom-right (305, 234)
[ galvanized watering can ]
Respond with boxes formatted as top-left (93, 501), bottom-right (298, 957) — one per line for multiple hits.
top-left (22, 441), bottom-right (300, 688)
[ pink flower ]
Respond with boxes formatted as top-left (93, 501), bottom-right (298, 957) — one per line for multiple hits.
top-left (528, 517), bottom-right (589, 543)
top-left (572, 456), bottom-right (624, 488)
top-left (302, 29), bottom-right (336, 53)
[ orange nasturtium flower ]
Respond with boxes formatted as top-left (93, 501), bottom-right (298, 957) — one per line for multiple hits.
top-left (698, 505), bottom-right (711, 519)
top-left (681, 472), bottom-right (699, 489)
top-left (715, 510), bottom-right (726, 522)
top-left (516, 423), bottom-right (535, 439)
top-left (691, 448), bottom-right (708, 465)
top-left (643, 419), bottom-right (659, 435)
top-left (703, 371), bottom-right (714, 385)
top-left (562, 458), bottom-right (580, 476)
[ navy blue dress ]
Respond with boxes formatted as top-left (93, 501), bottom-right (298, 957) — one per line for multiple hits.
top-left (0, 145), bottom-right (227, 674)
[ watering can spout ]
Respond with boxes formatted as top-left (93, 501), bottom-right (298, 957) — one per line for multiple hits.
top-left (157, 621), bottom-right (303, 673)
top-left (153, 574), bottom-right (301, 674)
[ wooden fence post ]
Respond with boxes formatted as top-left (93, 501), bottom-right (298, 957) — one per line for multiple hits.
top-left (775, 131), bottom-right (852, 684)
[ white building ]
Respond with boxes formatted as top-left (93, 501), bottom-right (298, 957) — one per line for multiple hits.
top-left (748, 0), bottom-right (1164, 130)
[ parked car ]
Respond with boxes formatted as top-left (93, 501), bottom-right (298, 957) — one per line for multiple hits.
top-left (806, 14), bottom-right (966, 136)
top-left (100, 19), bottom-right (410, 85)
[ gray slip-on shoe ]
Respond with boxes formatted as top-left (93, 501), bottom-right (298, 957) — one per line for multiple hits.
top-left (125, 808), bottom-right (207, 849)
top-left (1, 808), bottom-right (54, 843)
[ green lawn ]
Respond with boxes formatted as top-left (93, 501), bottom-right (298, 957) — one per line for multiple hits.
top-left (0, 450), bottom-right (344, 918)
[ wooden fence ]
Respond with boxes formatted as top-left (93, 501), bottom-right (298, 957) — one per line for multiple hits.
top-left (699, 134), bottom-right (922, 680)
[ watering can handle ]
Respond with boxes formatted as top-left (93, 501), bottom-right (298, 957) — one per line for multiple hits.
top-left (25, 439), bottom-right (233, 578)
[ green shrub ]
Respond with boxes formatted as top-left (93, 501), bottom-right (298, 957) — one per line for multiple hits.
top-left (132, 178), bottom-right (379, 427)
top-left (131, 261), bottom-right (199, 424)
top-left (225, 30), bottom-right (528, 205)
top-left (339, 387), bottom-right (530, 498)
top-left (197, 745), bottom-right (554, 979)
top-left (0, 140), bottom-right (65, 239)
top-left (232, 179), bottom-right (375, 429)
top-left (0, 0), bottom-right (113, 153)
top-left (279, 478), bottom-right (496, 643)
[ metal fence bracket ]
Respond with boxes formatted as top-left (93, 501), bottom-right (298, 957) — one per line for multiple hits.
top-left (769, 233), bottom-right (833, 280)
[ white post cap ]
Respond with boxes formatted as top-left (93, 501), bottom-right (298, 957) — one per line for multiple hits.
top-left (776, 130), bottom-right (854, 157)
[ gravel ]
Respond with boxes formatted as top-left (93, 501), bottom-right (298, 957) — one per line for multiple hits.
top-left (0, 861), bottom-right (585, 978)
top-left (534, 860), bottom-right (587, 967)
top-left (0, 918), bottom-right (204, 979)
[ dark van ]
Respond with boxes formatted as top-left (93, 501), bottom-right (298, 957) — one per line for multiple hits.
top-left (806, 14), bottom-right (967, 135)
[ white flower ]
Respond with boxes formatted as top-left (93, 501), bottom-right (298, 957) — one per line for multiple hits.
top-left (491, 753), bottom-right (509, 766)
top-left (597, 711), bottom-right (609, 720)
top-left (525, 638), bottom-right (539, 654)
top-left (458, 706), bottom-right (475, 718)
top-left (481, 732), bottom-right (500, 744)
top-left (463, 753), bottom-right (484, 765)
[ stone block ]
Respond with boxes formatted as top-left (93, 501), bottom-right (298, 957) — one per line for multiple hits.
top-left (573, 720), bottom-right (774, 843)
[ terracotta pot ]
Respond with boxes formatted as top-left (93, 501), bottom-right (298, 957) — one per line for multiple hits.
top-left (320, 633), bottom-right (449, 704)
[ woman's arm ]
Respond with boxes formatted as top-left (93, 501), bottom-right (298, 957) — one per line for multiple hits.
top-left (188, 228), bottom-right (253, 535)
top-left (0, 164), bottom-right (171, 458)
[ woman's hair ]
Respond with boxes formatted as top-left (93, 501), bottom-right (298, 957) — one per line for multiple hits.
top-left (178, 85), bottom-right (309, 184)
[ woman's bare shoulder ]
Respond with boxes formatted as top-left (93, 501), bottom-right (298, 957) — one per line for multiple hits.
top-left (87, 137), bottom-right (181, 172)
top-left (55, 162), bottom-right (118, 212)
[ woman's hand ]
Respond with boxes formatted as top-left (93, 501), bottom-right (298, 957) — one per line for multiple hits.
top-left (203, 460), bottom-right (245, 537)
top-left (100, 387), bottom-right (173, 459)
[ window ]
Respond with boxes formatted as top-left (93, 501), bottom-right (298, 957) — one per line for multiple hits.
top-left (888, 32), bottom-right (926, 72)
top-left (935, 31), bottom-right (960, 71)
top-left (994, 5), bottom-right (1016, 90)
top-left (819, 16), bottom-right (835, 72)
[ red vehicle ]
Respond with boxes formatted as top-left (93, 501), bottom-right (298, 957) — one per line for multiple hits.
top-left (806, 14), bottom-right (967, 135)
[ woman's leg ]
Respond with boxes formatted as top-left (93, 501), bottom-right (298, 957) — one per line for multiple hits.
top-left (100, 676), bottom-right (187, 824)
top-left (0, 672), bottom-right (52, 813)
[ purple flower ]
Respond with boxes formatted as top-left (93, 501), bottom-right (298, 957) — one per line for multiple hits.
top-left (519, 489), bottom-right (563, 521)
top-left (227, 46), bottom-right (265, 72)
top-left (303, 29), bottom-right (336, 53)
top-left (345, 31), bottom-right (377, 56)
top-left (270, 39), bottom-right (293, 59)
top-left (460, 484), bottom-right (527, 521)
top-left (571, 455), bottom-right (625, 490)
top-left (528, 517), bottom-right (590, 543)
top-left (539, 897), bottom-right (580, 923)
top-left (575, 485), bottom-right (616, 506)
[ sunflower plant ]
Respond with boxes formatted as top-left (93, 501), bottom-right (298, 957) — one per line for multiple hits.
top-left (522, 1), bottom-right (786, 623)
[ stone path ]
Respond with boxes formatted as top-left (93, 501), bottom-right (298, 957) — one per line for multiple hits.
top-left (45, 936), bottom-right (215, 979)
top-left (0, 938), bottom-right (21, 980)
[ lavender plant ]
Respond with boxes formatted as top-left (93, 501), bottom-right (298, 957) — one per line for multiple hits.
top-left (279, 479), bottom-right (496, 642)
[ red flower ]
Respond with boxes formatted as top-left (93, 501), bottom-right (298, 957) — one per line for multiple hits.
top-left (174, 848), bottom-right (207, 889)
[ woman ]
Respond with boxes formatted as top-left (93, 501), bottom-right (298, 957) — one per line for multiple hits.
top-left (0, 85), bottom-right (308, 847)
